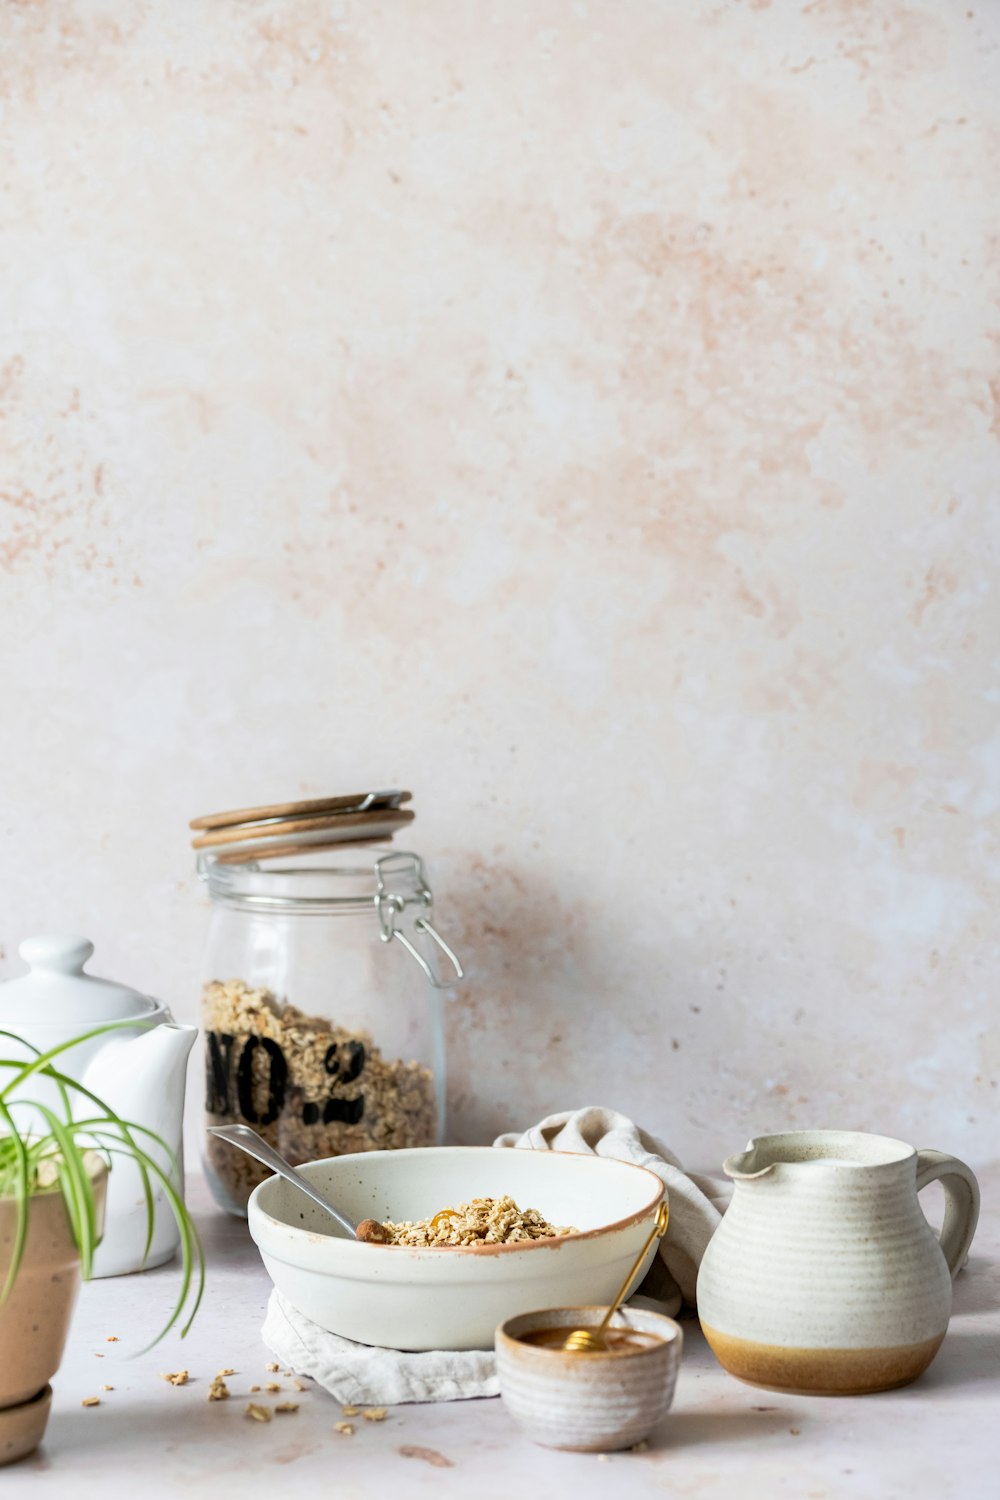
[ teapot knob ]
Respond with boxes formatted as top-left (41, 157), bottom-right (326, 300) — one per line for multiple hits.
top-left (18, 934), bottom-right (95, 975)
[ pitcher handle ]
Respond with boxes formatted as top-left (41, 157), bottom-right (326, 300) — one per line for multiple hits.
top-left (915, 1149), bottom-right (980, 1279)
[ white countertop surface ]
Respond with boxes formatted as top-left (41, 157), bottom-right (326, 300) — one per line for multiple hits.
top-left (15, 1167), bottom-right (1000, 1499)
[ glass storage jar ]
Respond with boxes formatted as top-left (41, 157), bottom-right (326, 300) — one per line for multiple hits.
top-left (197, 847), bottom-right (462, 1216)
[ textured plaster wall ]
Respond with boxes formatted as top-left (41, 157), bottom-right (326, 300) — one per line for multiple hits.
top-left (1, 0), bottom-right (998, 1170)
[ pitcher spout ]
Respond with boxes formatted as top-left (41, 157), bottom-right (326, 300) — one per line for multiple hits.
top-left (724, 1137), bottom-right (778, 1180)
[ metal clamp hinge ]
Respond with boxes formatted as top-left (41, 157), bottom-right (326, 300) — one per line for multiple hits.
top-left (374, 852), bottom-right (464, 990)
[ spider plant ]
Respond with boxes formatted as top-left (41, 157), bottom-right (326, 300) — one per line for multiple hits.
top-left (0, 1025), bottom-right (204, 1348)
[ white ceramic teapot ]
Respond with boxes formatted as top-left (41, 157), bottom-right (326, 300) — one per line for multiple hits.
top-left (0, 934), bottom-right (197, 1277)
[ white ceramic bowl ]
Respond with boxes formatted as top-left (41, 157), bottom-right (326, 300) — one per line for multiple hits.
top-left (497, 1306), bottom-right (683, 1451)
top-left (247, 1147), bottom-right (664, 1350)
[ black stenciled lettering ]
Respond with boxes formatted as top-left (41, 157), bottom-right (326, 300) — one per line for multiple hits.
top-left (205, 1031), bottom-right (235, 1113)
top-left (235, 1036), bottom-right (288, 1125)
top-left (302, 1102), bottom-right (320, 1126)
top-left (323, 1096), bottom-right (364, 1126)
top-left (324, 1040), bottom-right (365, 1083)
top-left (341, 1041), bottom-right (365, 1084)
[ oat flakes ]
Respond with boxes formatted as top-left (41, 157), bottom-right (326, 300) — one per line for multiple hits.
top-left (383, 1195), bottom-right (574, 1247)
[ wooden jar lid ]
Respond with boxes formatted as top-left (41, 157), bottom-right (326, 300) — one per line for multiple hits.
top-left (191, 806), bottom-right (415, 851)
top-left (190, 789), bottom-right (411, 832)
top-left (190, 789), bottom-right (416, 863)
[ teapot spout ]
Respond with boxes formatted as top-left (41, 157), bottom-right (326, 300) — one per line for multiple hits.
top-left (82, 1023), bottom-right (197, 1142)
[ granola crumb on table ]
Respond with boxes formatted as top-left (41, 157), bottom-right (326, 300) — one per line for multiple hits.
top-left (203, 979), bottom-right (437, 1211)
top-left (335, 1421), bottom-right (355, 1436)
top-left (207, 1375), bottom-right (230, 1402)
top-left (161, 1371), bottom-right (189, 1387)
top-left (245, 1403), bottom-right (272, 1423)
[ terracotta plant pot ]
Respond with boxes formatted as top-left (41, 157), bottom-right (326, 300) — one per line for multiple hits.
top-left (0, 1164), bottom-right (107, 1465)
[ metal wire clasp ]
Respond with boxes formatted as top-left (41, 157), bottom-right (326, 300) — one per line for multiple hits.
top-left (374, 852), bottom-right (464, 990)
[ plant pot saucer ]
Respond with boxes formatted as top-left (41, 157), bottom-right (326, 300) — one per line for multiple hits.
top-left (0, 1384), bottom-right (52, 1467)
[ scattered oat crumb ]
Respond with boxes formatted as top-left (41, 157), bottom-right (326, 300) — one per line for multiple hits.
top-left (245, 1403), bottom-right (273, 1423)
top-left (265, 1382), bottom-right (281, 1393)
top-left (208, 1376), bottom-right (230, 1402)
top-left (292, 1379), bottom-right (307, 1392)
top-left (790, 1427), bottom-right (801, 1436)
top-left (342, 1405), bottom-right (360, 1416)
top-left (101, 1384), bottom-right (114, 1392)
top-left (161, 1371), bottom-right (189, 1386)
top-left (363, 1407), bottom-right (388, 1422)
top-left (266, 1362), bottom-right (279, 1372)
top-left (106, 1336), bottom-right (119, 1343)
top-left (335, 1421), bottom-right (355, 1436)
top-left (217, 1367), bottom-right (236, 1377)
top-left (398, 1445), bottom-right (454, 1468)
top-left (275, 1402), bottom-right (299, 1414)
top-left (281, 1369), bottom-right (294, 1376)
top-left (250, 1384), bottom-right (261, 1392)
top-left (81, 1397), bottom-right (101, 1408)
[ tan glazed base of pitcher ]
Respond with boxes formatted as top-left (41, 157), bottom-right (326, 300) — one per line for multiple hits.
top-left (701, 1325), bottom-right (945, 1396)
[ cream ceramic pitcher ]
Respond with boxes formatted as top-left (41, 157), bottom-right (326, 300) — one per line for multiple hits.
top-left (697, 1130), bottom-right (980, 1395)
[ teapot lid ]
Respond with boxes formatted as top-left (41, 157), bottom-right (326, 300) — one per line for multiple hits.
top-left (0, 935), bottom-right (159, 1025)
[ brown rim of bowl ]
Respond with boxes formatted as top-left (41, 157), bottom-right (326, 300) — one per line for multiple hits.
top-left (250, 1147), bottom-right (666, 1254)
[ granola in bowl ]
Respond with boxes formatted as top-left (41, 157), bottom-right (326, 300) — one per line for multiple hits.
top-left (381, 1196), bottom-right (575, 1247)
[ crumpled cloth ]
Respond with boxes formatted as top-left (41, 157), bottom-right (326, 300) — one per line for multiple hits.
top-left (262, 1289), bottom-right (499, 1405)
top-left (495, 1106), bottom-right (729, 1315)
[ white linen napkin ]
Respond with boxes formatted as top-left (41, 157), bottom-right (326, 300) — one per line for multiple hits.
top-left (262, 1289), bottom-right (499, 1405)
top-left (494, 1106), bottom-right (729, 1314)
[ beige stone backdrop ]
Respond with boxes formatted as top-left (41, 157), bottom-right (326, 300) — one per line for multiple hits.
top-left (1, 0), bottom-right (998, 1170)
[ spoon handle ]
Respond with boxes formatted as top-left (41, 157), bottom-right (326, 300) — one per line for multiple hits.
top-left (597, 1199), bottom-right (670, 1339)
top-left (207, 1123), bottom-right (360, 1238)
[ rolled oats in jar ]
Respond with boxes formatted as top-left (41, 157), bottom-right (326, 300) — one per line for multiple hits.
top-left (192, 831), bottom-right (461, 1216)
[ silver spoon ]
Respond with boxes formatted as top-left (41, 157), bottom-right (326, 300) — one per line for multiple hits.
top-left (208, 1124), bottom-right (390, 1242)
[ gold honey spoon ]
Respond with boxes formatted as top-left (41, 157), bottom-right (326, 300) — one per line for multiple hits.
top-left (562, 1200), bottom-right (670, 1352)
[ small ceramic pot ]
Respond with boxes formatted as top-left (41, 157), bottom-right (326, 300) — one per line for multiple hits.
top-left (496, 1306), bottom-right (683, 1452)
top-left (0, 1166), bottom-right (107, 1464)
